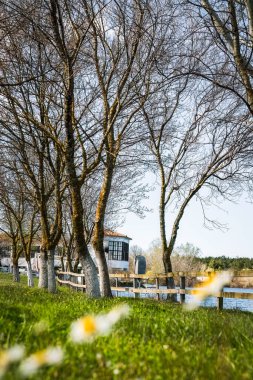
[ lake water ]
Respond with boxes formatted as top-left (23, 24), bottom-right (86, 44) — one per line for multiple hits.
top-left (112, 287), bottom-right (253, 312)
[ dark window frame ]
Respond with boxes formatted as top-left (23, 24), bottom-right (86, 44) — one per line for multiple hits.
top-left (108, 240), bottom-right (129, 261)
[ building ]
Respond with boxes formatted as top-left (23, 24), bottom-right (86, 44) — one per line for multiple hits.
top-left (103, 230), bottom-right (131, 272)
top-left (0, 230), bottom-right (131, 273)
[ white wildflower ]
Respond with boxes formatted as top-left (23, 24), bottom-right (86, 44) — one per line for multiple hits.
top-left (106, 304), bottom-right (130, 324)
top-left (19, 347), bottom-right (63, 377)
top-left (113, 368), bottom-right (120, 375)
top-left (0, 345), bottom-right (25, 378)
top-left (70, 304), bottom-right (130, 343)
top-left (70, 315), bottom-right (98, 343)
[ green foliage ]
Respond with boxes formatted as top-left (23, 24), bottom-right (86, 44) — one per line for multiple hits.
top-left (200, 256), bottom-right (253, 270)
top-left (1, 273), bottom-right (253, 379)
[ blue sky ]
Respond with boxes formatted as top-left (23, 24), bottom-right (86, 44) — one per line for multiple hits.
top-left (121, 187), bottom-right (253, 258)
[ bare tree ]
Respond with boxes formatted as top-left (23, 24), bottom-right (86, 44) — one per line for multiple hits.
top-left (172, 242), bottom-right (205, 272)
top-left (0, 206), bottom-right (22, 282)
top-left (81, 0), bottom-right (177, 296)
top-left (0, 72), bottom-right (64, 292)
top-left (0, 169), bottom-right (39, 284)
top-left (185, 0), bottom-right (253, 114)
top-left (144, 79), bottom-right (252, 291)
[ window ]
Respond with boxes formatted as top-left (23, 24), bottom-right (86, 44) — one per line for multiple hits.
top-left (108, 241), bottom-right (129, 261)
top-left (122, 242), bottom-right (129, 261)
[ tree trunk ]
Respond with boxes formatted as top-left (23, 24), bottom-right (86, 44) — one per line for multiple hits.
top-left (69, 176), bottom-right (100, 297)
top-left (26, 260), bottom-right (34, 287)
top-left (38, 248), bottom-right (48, 288)
top-left (66, 249), bottom-right (73, 272)
top-left (93, 163), bottom-right (113, 297)
top-left (73, 257), bottom-right (79, 273)
top-left (12, 262), bottom-right (20, 283)
top-left (63, 62), bottom-right (100, 298)
top-left (79, 252), bottom-right (100, 298)
top-left (96, 253), bottom-right (112, 297)
top-left (159, 185), bottom-right (176, 300)
top-left (163, 247), bottom-right (176, 302)
top-left (48, 249), bottom-right (56, 293)
top-left (60, 255), bottom-right (65, 272)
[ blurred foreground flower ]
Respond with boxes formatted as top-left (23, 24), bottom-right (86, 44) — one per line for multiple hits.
top-left (19, 347), bottom-right (63, 377)
top-left (185, 271), bottom-right (233, 311)
top-left (0, 345), bottom-right (25, 378)
top-left (70, 304), bottom-right (130, 343)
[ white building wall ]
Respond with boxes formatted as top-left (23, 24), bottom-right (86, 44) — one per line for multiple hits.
top-left (108, 260), bottom-right (129, 270)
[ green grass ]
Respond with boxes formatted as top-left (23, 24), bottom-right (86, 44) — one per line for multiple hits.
top-left (1, 273), bottom-right (253, 380)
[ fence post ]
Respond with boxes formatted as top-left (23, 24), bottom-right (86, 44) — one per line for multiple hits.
top-left (217, 291), bottom-right (224, 310)
top-left (180, 273), bottom-right (186, 304)
top-left (115, 277), bottom-right (118, 297)
top-left (133, 277), bottom-right (140, 298)
top-left (167, 272), bottom-right (176, 302)
top-left (155, 277), bottom-right (160, 300)
top-left (71, 275), bottom-right (77, 291)
top-left (81, 275), bottom-right (85, 293)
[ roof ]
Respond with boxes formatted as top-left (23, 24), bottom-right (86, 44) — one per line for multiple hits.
top-left (104, 229), bottom-right (132, 240)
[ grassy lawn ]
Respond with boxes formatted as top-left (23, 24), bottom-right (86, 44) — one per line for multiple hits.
top-left (1, 273), bottom-right (253, 380)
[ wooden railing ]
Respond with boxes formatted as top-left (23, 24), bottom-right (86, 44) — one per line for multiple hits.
top-left (56, 270), bottom-right (253, 310)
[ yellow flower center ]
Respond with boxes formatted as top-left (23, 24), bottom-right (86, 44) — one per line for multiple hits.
top-left (33, 350), bottom-right (47, 365)
top-left (0, 352), bottom-right (8, 368)
top-left (81, 316), bottom-right (97, 335)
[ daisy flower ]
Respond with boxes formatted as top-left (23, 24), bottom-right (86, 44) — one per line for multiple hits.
top-left (70, 304), bottom-right (130, 343)
top-left (185, 271), bottom-right (233, 311)
top-left (19, 347), bottom-right (63, 377)
top-left (0, 345), bottom-right (25, 378)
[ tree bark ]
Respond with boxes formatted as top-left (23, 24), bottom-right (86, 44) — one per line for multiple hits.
top-left (79, 252), bottom-right (100, 298)
top-left (12, 261), bottom-right (20, 283)
top-left (162, 247), bottom-right (176, 302)
top-left (48, 249), bottom-right (56, 293)
top-left (69, 182), bottom-right (100, 297)
top-left (60, 255), bottom-right (65, 272)
top-left (159, 187), bottom-right (176, 301)
top-left (26, 260), bottom-right (34, 287)
top-left (96, 253), bottom-right (112, 297)
top-left (93, 164), bottom-right (113, 297)
top-left (66, 246), bottom-right (73, 272)
top-left (38, 248), bottom-right (48, 288)
top-left (73, 257), bottom-right (79, 272)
